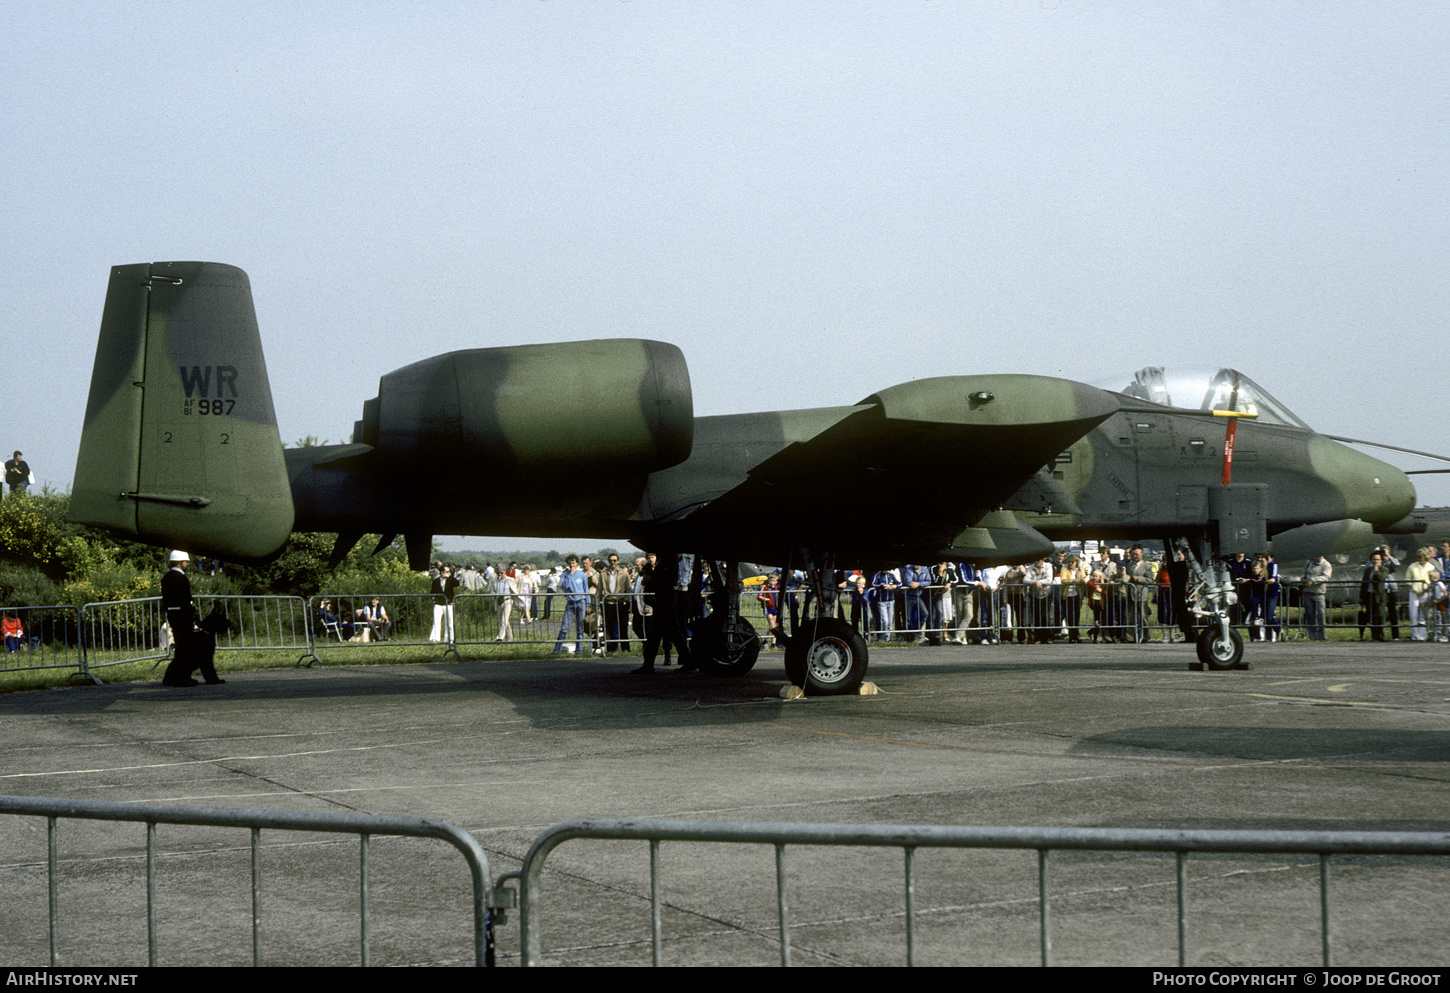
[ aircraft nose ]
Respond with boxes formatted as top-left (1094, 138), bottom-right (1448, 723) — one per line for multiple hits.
top-left (1312, 437), bottom-right (1416, 528)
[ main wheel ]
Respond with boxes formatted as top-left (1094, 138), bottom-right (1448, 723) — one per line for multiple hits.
top-left (784, 618), bottom-right (869, 695)
top-left (1196, 624), bottom-right (1244, 670)
top-left (692, 617), bottom-right (761, 677)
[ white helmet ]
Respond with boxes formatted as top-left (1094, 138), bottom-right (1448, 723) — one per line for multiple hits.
top-left (168, 550), bottom-right (190, 563)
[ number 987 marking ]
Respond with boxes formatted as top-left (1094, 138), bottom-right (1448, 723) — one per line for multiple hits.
top-left (197, 400), bottom-right (236, 415)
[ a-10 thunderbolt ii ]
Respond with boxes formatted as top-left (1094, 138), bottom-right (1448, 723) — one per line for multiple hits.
top-left (70, 262), bottom-right (1416, 692)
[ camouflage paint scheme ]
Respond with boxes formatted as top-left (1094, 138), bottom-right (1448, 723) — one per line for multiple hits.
top-left (70, 263), bottom-right (1419, 688)
top-left (72, 263), bottom-right (1415, 571)
top-left (1014, 404), bottom-right (1416, 556)
top-left (71, 263), bottom-right (293, 560)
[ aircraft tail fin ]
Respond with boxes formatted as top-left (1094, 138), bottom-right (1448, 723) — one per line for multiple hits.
top-left (69, 262), bottom-right (294, 561)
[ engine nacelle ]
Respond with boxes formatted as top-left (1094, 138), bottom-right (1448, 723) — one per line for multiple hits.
top-left (354, 339), bottom-right (693, 474)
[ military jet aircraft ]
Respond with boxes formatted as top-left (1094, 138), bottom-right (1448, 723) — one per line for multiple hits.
top-left (70, 263), bottom-right (1416, 690)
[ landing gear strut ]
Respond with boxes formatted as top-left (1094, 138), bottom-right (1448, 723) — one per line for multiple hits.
top-left (683, 550), bottom-right (871, 693)
top-left (690, 558), bottom-right (761, 677)
top-left (1176, 538), bottom-right (1248, 670)
top-left (780, 550), bottom-right (870, 695)
top-left (784, 617), bottom-right (869, 693)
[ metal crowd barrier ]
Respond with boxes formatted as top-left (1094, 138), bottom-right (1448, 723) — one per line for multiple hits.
top-left (4, 795), bottom-right (1446, 967)
top-left (0, 793), bottom-right (502, 967)
top-left (751, 582), bottom-right (1179, 645)
top-left (305, 592), bottom-right (637, 656)
top-left (307, 592), bottom-right (456, 659)
top-left (1312, 579), bottom-right (1435, 641)
top-left (77, 597), bottom-right (171, 674)
top-left (12, 575), bottom-right (1446, 688)
top-left (987, 582), bottom-right (1175, 644)
top-left (454, 590), bottom-right (595, 651)
top-left (80, 596), bottom-right (314, 673)
top-left (451, 591), bottom-right (649, 655)
top-left (193, 594), bottom-right (313, 665)
top-left (507, 817), bottom-right (1450, 967)
top-left (755, 574), bottom-right (1449, 646)
top-left (0, 604), bottom-right (84, 679)
top-left (756, 577), bottom-right (1448, 646)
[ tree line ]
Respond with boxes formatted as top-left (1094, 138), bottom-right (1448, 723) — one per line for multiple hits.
top-left (0, 490), bottom-right (627, 608)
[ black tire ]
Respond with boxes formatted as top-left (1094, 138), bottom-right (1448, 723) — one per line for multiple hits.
top-left (1196, 625), bottom-right (1244, 670)
top-left (784, 637), bottom-right (805, 686)
top-left (785, 618), bottom-right (869, 695)
top-left (692, 617), bottom-right (760, 677)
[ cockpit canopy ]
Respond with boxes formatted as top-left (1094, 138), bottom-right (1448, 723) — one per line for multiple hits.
top-left (1092, 366), bottom-right (1309, 429)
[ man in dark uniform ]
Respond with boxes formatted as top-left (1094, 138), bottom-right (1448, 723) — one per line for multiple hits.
top-left (1166, 548), bottom-right (1196, 643)
top-left (633, 558), bottom-right (691, 674)
top-left (161, 550), bottom-right (224, 686)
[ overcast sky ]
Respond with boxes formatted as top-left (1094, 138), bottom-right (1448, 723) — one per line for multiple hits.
top-left (4, 1), bottom-right (1447, 553)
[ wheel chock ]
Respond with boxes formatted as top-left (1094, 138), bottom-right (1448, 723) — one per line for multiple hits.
top-left (779, 682), bottom-right (880, 699)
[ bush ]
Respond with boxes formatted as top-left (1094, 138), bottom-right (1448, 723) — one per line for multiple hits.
top-left (61, 563), bottom-right (158, 607)
top-left (0, 493), bottom-right (64, 570)
top-left (0, 566), bottom-right (63, 607)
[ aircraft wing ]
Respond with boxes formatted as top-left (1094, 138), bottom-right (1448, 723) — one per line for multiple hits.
top-left (658, 374), bottom-right (1120, 565)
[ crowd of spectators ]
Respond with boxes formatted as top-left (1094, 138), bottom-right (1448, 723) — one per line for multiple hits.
top-left (763, 540), bottom-right (1450, 647)
top-left (1358, 541), bottom-right (1450, 643)
top-left (784, 546), bottom-right (1194, 646)
top-left (315, 542), bottom-right (1450, 652)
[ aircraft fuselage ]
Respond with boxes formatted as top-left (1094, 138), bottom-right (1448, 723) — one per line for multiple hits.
top-left (1017, 407), bottom-right (1414, 547)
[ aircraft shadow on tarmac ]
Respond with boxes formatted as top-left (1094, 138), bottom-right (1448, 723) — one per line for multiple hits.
top-left (871, 657), bottom-right (1191, 676)
top-left (0, 658), bottom-right (800, 730)
top-left (1070, 725), bottom-right (1450, 764)
top-left (1060, 727), bottom-right (1450, 856)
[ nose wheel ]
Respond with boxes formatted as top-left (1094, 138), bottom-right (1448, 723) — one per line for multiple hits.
top-left (1175, 537), bottom-right (1249, 671)
top-left (1196, 624), bottom-right (1245, 670)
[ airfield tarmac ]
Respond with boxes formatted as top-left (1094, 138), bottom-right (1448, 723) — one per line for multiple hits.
top-left (0, 640), bottom-right (1446, 968)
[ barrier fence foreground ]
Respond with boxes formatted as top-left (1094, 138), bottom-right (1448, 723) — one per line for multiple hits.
top-left (0, 794), bottom-right (502, 967)
top-left (3, 794), bottom-right (1446, 967)
top-left (513, 819), bottom-right (1450, 968)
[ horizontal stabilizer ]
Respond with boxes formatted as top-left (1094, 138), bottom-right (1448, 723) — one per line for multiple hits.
top-left (70, 262), bottom-right (294, 560)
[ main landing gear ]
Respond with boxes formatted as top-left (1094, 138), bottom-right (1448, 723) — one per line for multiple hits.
top-left (776, 550), bottom-right (870, 695)
top-left (689, 558), bottom-right (762, 678)
top-left (686, 552), bottom-right (871, 694)
top-left (783, 616), bottom-right (869, 695)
